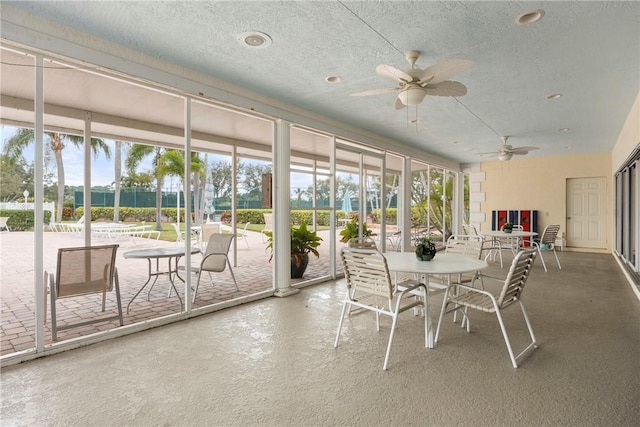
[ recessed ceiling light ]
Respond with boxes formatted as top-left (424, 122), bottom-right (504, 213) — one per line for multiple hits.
top-left (237, 31), bottom-right (272, 48)
top-left (565, 146), bottom-right (573, 149)
top-left (558, 128), bottom-right (570, 132)
top-left (546, 93), bottom-right (562, 100)
top-left (325, 76), bottom-right (342, 83)
top-left (516, 9), bottom-right (545, 25)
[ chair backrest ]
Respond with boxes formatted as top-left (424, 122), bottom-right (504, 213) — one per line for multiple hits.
top-left (341, 247), bottom-right (393, 300)
top-left (347, 236), bottom-right (377, 249)
top-left (239, 222), bottom-right (251, 236)
top-left (55, 245), bottom-right (119, 298)
top-left (497, 249), bottom-right (537, 309)
top-left (201, 233), bottom-right (234, 272)
top-left (171, 223), bottom-right (183, 242)
top-left (263, 213), bottom-right (273, 231)
top-left (0, 217), bottom-right (9, 227)
top-left (200, 223), bottom-right (221, 249)
top-left (513, 224), bottom-right (524, 231)
top-left (445, 234), bottom-right (484, 259)
top-left (77, 214), bottom-right (85, 224)
top-left (540, 224), bottom-right (561, 245)
top-left (462, 224), bottom-right (478, 235)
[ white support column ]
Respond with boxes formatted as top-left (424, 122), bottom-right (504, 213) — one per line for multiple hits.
top-left (34, 54), bottom-right (45, 352)
top-left (231, 145), bottom-right (238, 267)
top-left (83, 112), bottom-right (92, 246)
top-left (380, 154), bottom-right (387, 252)
top-left (183, 97), bottom-right (192, 311)
top-left (273, 119), bottom-right (297, 297)
top-left (329, 137), bottom-right (336, 279)
top-left (401, 156), bottom-right (412, 252)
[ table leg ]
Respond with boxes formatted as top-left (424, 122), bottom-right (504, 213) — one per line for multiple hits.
top-left (127, 258), bottom-right (156, 314)
top-left (166, 256), bottom-right (184, 311)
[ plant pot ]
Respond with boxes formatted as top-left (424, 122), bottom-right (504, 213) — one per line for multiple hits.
top-left (291, 252), bottom-right (309, 278)
top-left (503, 228), bottom-right (513, 234)
top-left (415, 244), bottom-right (437, 261)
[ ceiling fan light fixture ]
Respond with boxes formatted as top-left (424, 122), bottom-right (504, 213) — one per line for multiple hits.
top-left (398, 87), bottom-right (426, 106)
top-left (498, 153), bottom-right (513, 161)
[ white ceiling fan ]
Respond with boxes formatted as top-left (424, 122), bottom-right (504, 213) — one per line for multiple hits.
top-left (478, 136), bottom-right (540, 161)
top-left (351, 50), bottom-right (474, 110)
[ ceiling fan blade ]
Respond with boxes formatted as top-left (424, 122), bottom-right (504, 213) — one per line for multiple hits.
top-left (510, 146), bottom-right (540, 153)
top-left (419, 59), bottom-right (475, 84)
top-left (351, 87), bottom-right (399, 97)
top-left (394, 97), bottom-right (406, 110)
top-left (376, 64), bottom-right (412, 83)
top-left (423, 81), bottom-right (467, 97)
top-left (477, 151), bottom-right (499, 156)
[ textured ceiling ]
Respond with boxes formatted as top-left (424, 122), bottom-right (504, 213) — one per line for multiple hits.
top-left (3, 1), bottom-right (639, 164)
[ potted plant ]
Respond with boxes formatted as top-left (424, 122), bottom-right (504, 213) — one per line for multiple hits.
top-left (502, 222), bottom-right (514, 233)
top-left (415, 235), bottom-right (437, 261)
top-left (265, 221), bottom-right (323, 279)
top-left (339, 219), bottom-right (375, 244)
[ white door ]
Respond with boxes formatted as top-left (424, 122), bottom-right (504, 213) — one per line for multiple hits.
top-left (566, 177), bottom-right (607, 249)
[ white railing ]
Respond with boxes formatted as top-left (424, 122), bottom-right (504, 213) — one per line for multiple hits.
top-left (0, 202), bottom-right (56, 221)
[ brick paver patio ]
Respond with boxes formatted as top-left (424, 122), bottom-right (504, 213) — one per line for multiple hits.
top-left (0, 228), bottom-right (338, 356)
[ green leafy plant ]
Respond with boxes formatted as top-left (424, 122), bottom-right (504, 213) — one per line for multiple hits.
top-left (265, 221), bottom-right (323, 267)
top-left (415, 235), bottom-right (437, 261)
top-left (339, 219), bottom-right (375, 244)
top-left (502, 222), bottom-right (514, 231)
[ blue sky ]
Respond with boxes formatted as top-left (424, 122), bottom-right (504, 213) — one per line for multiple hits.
top-left (1, 125), bottom-right (314, 192)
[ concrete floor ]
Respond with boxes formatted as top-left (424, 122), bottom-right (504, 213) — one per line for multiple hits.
top-left (1, 250), bottom-right (639, 426)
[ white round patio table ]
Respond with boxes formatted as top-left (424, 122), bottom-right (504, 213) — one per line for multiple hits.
top-left (382, 252), bottom-right (488, 348)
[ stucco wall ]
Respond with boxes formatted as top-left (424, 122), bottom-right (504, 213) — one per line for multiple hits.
top-left (612, 91), bottom-right (639, 171)
top-left (479, 152), bottom-right (612, 252)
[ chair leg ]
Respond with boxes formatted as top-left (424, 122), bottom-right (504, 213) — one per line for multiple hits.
top-left (383, 313), bottom-right (399, 371)
top-left (334, 300), bottom-right (349, 348)
top-left (494, 307), bottom-right (518, 368)
top-left (536, 245), bottom-right (548, 272)
top-left (552, 248), bottom-right (562, 269)
top-left (192, 271), bottom-right (203, 304)
top-left (114, 270), bottom-right (124, 326)
top-left (226, 259), bottom-right (239, 290)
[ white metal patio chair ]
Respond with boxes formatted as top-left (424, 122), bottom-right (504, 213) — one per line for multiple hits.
top-left (234, 222), bottom-right (251, 249)
top-left (435, 248), bottom-right (538, 368)
top-left (261, 213), bottom-right (273, 242)
top-left (0, 217), bottom-right (10, 232)
top-left (532, 224), bottom-right (562, 272)
top-left (335, 246), bottom-right (429, 370)
top-left (180, 233), bottom-right (238, 303)
top-left (45, 244), bottom-right (123, 341)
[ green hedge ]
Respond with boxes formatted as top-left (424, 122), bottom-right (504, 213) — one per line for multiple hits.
top-left (0, 209), bottom-right (52, 231)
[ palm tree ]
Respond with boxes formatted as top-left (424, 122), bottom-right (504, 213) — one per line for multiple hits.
top-left (126, 144), bottom-right (164, 231)
top-left (112, 140), bottom-right (127, 222)
top-left (157, 149), bottom-right (205, 223)
top-left (3, 128), bottom-right (110, 221)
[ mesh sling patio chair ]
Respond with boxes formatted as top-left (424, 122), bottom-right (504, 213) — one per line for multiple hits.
top-left (335, 246), bottom-right (429, 370)
top-left (435, 248), bottom-right (539, 368)
top-left (532, 224), bottom-right (562, 272)
top-left (45, 244), bottom-right (123, 341)
top-left (181, 233), bottom-right (238, 303)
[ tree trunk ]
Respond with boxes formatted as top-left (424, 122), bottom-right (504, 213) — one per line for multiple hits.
top-left (113, 141), bottom-right (122, 222)
top-left (54, 149), bottom-right (65, 222)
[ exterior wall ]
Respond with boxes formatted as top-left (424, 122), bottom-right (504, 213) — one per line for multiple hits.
top-left (612, 91), bottom-right (639, 171)
top-left (479, 152), bottom-right (612, 252)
